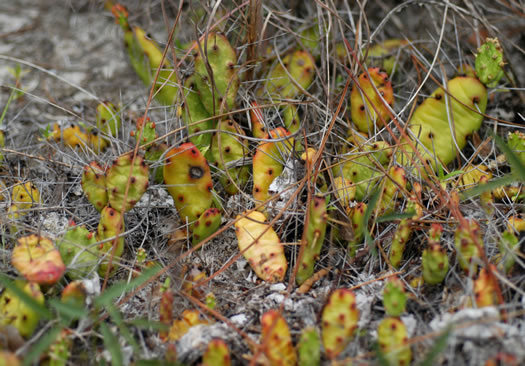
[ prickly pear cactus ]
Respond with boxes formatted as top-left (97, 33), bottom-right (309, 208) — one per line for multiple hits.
top-left (193, 208), bottom-right (222, 246)
top-left (46, 329), bottom-right (72, 366)
top-left (380, 166), bottom-right (407, 214)
top-left (347, 202), bottom-right (367, 257)
top-left (475, 38), bottom-right (505, 87)
top-left (106, 153), bottom-right (149, 213)
top-left (159, 285), bottom-right (173, 342)
top-left (383, 277), bottom-right (406, 317)
top-left (61, 281), bottom-right (87, 308)
top-left (96, 101), bottom-right (120, 137)
top-left (57, 222), bottom-right (98, 280)
top-left (202, 339), bottom-right (231, 366)
top-left (333, 176), bottom-right (356, 209)
top-left (62, 125), bottom-right (90, 149)
top-left (422, 224), bottom-right (449, 285)
top-left (389, 219), bottom-right (411, 269)
top-left (351, 67), bottom-right (394, 133)
top-left (11, 181), bottom-right (41, 210)
top-left (193, 32), bottom-right (239, 114)
top-left (82, 161), bottom-right (108, 212)
top-left (12, 235), bottom-right (65, 285)
top-left (498, 230), bottom-right (519, 273)
top-left (163, 142), bottom-right (213, 225)
top-left (252, 127), bottom-right (292, 206)
top-left (0, 280), bottom-right (44, 338)
top-left (131, 116), bottom-right (157, 146)
top-left (474, 265), bottom-right (499, 308)
top-left (399, 76), bottom-right (487, 168)
top-left (282, 104), bottom-right (300, 134)
top-left (377, 317), bottom-right (411, 366)
top-left (507, 131), bottom-right (525, 167)
top-left (366, 39), bottom-right (408, 75)
top-left (249, 101), bottom-right (266, 138)
top-left (181, 75), bottom-right (214, 149)
top-left (260, 310), bottom-right (297, 366)
top-left (297, 327), bottom-right (321, 366)
top-left (262, 49), bottom-right (315, 99)
top-left (235, 211), bottom-right (287, 282)
top-left (454, 219), bottom-right (482, 275)
top-left (210, 120), bottom-right (250, 195)
top-left (296, 195), bottom-right (328, 285)
top-left (96, 205), bottom-right (125, 276)
top-left (321, 288), bottom-right (359, 359)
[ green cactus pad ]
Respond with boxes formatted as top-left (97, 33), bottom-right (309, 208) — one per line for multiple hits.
top-left (383, 277), bottom-right (407, 317)
top-left (498, 230), bottom-right (519, 273)
top-left (399, 76), bottom-right (487, 169)
top-left (321, 288), bottom-right (359, 359)
top-left (96, 101), bottom-right (120, 137)
top-left (0, 280), bottom-right (44, 338)
top-left (262, 49), bottom-right (315, 99)
top-left (106, 153), bottom-right (149, 213)
top-left (193, 32), bottom-right (239, 114)
top-left (296, 195), bottom-right (328, 285)
top-left (260, 310), bottom-right (297, 366)
top-left (131, 116), bottom-right (157, 146)
top-left (282, 104), bottom-right (300, 134)
top-left (377, 317), bottom-right (412, 366)
top-left (210, 120), bottom-right (250, 195)
top-left (389, 219), bottom-right (411, 269)
top-left (82, 161), bottom-right (108, 212)
top-left (202, 339), bottom-right (231, 366)
top-left (454, 219), bottom-right (482, 275)
top-left (422, 224), bottom-right (449, 285)
top-left (164, 142), bottom-right (213, 225)
top-left (475, 38), bottom-right (505, 88)
top-left (351, 67), bottom-right (394, 133)
top-left (181, 75), bottom-right (214, 149)
top-left (193, 208), bottom-right (222, 246)
top-left (97, 205), bottom-right (125, 276)
top-left (348, 202), bottom-right (367, 257)
top-left (58, 223), bottom-right (99, 280)
top-left (297, 327), bottom-right (321, 366)
top-left (507, 131), bottom-right (525, 167)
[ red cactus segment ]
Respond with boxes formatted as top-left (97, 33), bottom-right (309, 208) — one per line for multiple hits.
top-left (252, 127), bottom-right (292, 207)
top-left (163, 142), bottom-right (213, 225)
top-left (321, 289), bottom-right (359, 359)
top-left (82, 161), bottom-right (108, 212)
top-left (260, 310), bottom-right (297, 366)
top-left (12, 235), bottom-right (65, 285)
top-left (474, 265), bottom-right (499, 308)
top-left (202, 339), bottom-right (231, 366)
top-left (235, 211), bottom-right (287, 283)
top-left (106, 153), bottom-right (149, 213)
top-left (249, 101), bottom-right (266, 138)
top-left (351, 67), bottom-right (394, 133)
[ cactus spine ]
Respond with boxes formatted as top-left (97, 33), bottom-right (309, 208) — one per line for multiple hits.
top-left (296, 195), bottom-right (328, 285)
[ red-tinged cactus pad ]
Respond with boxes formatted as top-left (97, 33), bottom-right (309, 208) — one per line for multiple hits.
top-left (96, 101), bottom-right (121, 137)
top-left (211, 120), bottom-right (250, 195)
top-left (422, 243), bottom-right (449, 285)
top-left (235, 211), bottom-right (287, 283)
top-left (347, 202), bottom-right (367, 257)
top-left (321, 289), bottom-right (359, 359)
top-left (253, 127), bottom-right (292, 206)
top-left (296, 195), bottom-right (328, 285)
top-left (377, 317), bottom-right (411, 366)
top-left (163, 142), bottom-right (213, 225)
top-left (399, 76), bottom-right (487, 168)
top-left (193, 208), bottom-right (222, 246)
top-left (181, 75), bottom-right (214, 149)
top-left (61, 281), bottom-right (87, 308)
top-left (12, 235), bottom-right (65, 285)
top-left (82, 161), bottom-right (108, 212)
top-left (202, 339), bottom-right (231, 366)
top-left (57, 224), bottom-right (98, 280)
top-left (260, 310), bottom-right (297, 366)
top-left (106, 153), bottom-right (149, 213)
top-left (11, 181), bottom-right (41, 210)
top-left (454, 219), bottom-right (482, 276)
top-left (96, 206), bottom-right (125, 276)
top-left (249, 101), bottom-right (266, 138)
top-left (193, 32), bottom-right (239, 114)
top-left (474, 265), bottom-right (499, 308)
top-left (0, 280), bottom-right (44, 338)
top-left (383, 277), bottom-right (407, 317)
top-left (131, 116), bottom-right (157, 146)
top-left (351, 67), bottom-right (394, 133)
top-left (297, 327), bottom-right (321, 366)
top-left (380, 166), bottom-right (407, 214)
top-left (168, 309), bottom-right (211, 342)
top-left (262, 49), bottom-right (315, 99)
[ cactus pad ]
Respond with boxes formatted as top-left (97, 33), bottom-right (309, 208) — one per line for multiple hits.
top-left (383, 277), bottom-right (407, 317)
top-left (260, 310), bottom-right (297, 366)
top-left (377, 317), bottom-right (411, 366)
top-left (475, 38), bottom-right (505, 87)
top-left (193, 208), bottom-right (222, 246)
top-left (82, 161), bottom-right (108, 212)
top-left (57, 223), bottom-right (99, 279)
top-left (202, 339), bottom-right (231, 366)
top-left (0, 281), bottom-right (44, 338)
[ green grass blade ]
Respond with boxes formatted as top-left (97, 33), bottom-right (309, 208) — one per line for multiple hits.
top-left (492, 131), bottom-right (525, 180)
top-left (127, 318), bottom-right (170, 332)
top-left (49, 298), bottom-right (88, 325)
top-left (376, 210), bottom-right (416, 223)
top-left (461, 175), bottom-right (515, 199)
top-left (100, 322), bottom-right (123, 366)
top-left (22, 326), bottom-right (62, 366)
top-left (107, 304), bottom-right (139, 354)
top-left (0, 274), bottom-right (51, 320)
top-left (419, 326), bottom-right (453, 366)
